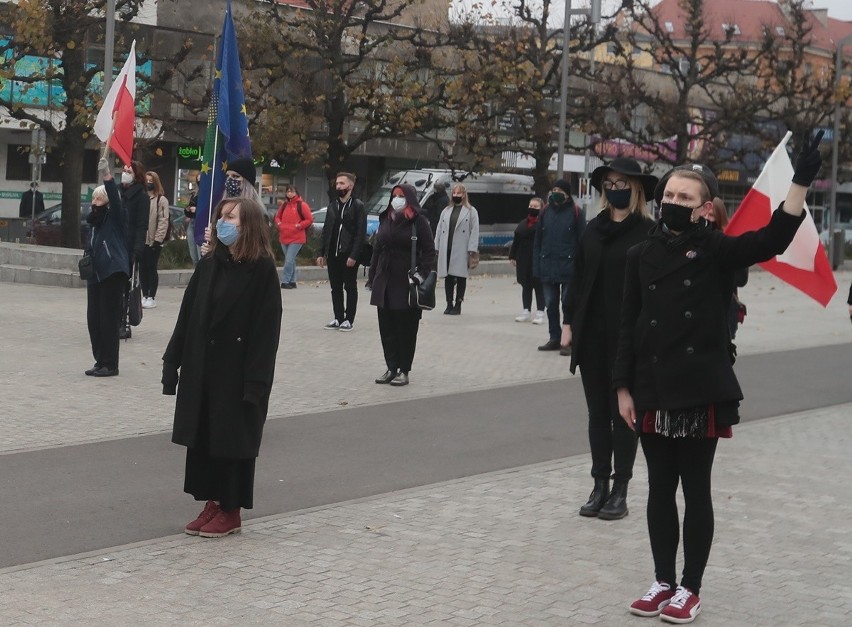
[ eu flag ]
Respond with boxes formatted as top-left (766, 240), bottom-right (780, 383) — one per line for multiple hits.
top-left (194, 0), bottom-right (253, 245)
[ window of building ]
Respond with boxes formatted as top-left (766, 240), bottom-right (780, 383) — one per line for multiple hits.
top-left (776, 26), bottom-right (785, 36)
top-left (6, 144), bottom-right (99, 183)
top-left (665, 21), bottom-right (674, 33)
top-left (722, 23), bottom-right (741, 36)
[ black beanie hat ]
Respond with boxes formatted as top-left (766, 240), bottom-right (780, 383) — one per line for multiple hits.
top-left (653, 163), bottom-right (719, 206)
top-left (553, 178), bottom-right (572, 195)
top-left (227, 158), bottom-right (256, 186)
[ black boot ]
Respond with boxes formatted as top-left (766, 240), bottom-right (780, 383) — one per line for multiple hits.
top-left (579, 478), bottom-right (609, 517)
top-left (598, 481), bottom-right (629, 520)
top-left (443, 302), bottom-right (454, 315)
top-left (448, 300), bottom-right (462, 315)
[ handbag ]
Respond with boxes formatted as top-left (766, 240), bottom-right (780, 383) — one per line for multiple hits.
top-left (128, 262), bottom-right (143, 327)
top-left (78, 250), bottom-right (95, 281)
top-left (408, 221), bottom-right (437, 310)
top-left (358, 241), bottom-right (374, 267)
top-left (468, 251), bottom-right (480, 270)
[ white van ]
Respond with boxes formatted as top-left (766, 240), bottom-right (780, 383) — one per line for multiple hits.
top-left (363, 169), bottom-right (536, 247)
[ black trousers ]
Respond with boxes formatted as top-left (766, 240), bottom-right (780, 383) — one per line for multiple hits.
top-left (444, 275), bottom-right (467, 304)
top-left (87, 272), bottom-right (126, 370)
top-left (519, 276), bottom-right (544, 311)
top-left (327, 253), bottom-right (359, 323)
top-left (579, 345), bottom-right (638, 482)
top-left (640, 433), bottom-right (719, 595)
top-left (377, 306), bottom-right (421, 374)
top-left (140, 245), bottom-right (162, 298)
top-left (120, 257), bottom-right (137, 331)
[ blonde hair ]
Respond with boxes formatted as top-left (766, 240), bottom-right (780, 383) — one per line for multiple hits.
top-left (91, 185), bottom-right (107, 204)
top-left (145, 171), bottom-right (165, 197)
top-left (598, 178), bottom-right (650, 217)
top-left (668, 171), bottom-right (713, 202)
top-left (448, 184), bottom-right (472, 209)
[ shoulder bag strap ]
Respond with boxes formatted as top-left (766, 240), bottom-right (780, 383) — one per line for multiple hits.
top-left (410, 220), bottom-right (418, 271)
top-left (296, 201), bottom-right (305, 222)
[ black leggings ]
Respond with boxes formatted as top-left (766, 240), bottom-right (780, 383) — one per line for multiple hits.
top-left (640, 433), bottom-right (718, 595)
top-left (140, 245), bottom-right (162, 298)
top-left (519, 277), bottom-right (544, 311)
top-left (445, 275), bottom-right (467, 304)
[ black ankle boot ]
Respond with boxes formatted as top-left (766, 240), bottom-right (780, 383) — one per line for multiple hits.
top-left (598, 481), bottom-right (629, 520)
top-left (579, 478), bottom-right (609, 517)
top-left (449, 300), bottom-right (462, 315)
top-left (443, 302), bottom-right (453, 315)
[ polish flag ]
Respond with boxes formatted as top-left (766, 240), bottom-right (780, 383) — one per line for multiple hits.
top-left (725, 132), bottom-right (837, 307)
top-left (93, 40), bottom-right (136, 165)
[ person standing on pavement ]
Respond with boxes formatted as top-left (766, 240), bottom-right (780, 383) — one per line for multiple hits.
top-left (421, 180), bottom-right (449, 235)
top-left (274, 184), bottom-right (313, 289)
top-left (435, 183), bottom-right (479, 315)
top-left (366, 184), bottom-right (436, 387)
top-left (162, 196), bottom-right (282, 539)
top-left (119, 160), bottom-right (149, 340)
top-left (565, 158), bottom-right (656, 521)
top-left (617, 133), bottom-right (823, 624)
top-left (316, 172), bottom-right (367, 331)
top-left (533, 178), bottom-right (585, 355)
top-left (141, 171), bottom-right (169, 310)
top-left (184, 175), bottom-right (201, 266)
top-left (848, 280), bottom-right (852, 323)
top-left (85, 158), bottom-right (129, 378)
top-left (19, 182), bottom-right (45, 218)
top-left (223, 158), bottom-right (262, 205)
top-left (509, 196), bottom-right (546, 324)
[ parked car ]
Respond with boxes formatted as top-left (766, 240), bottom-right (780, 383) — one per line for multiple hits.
top-left (819, 222), bottom-right (852, 247)
top-left (310, 206), bottom-right (380, 236)
top-left (25, 202), bottom-right (186, 248)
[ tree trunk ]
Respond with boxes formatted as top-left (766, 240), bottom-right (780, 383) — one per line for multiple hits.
top-left (532, 144), bottom-right (554, 199)
top-left (57, 36), bottom-right (88, 249)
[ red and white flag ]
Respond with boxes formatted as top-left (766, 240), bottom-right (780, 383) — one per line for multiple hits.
top-left (93, 40), bottom-right (136, 165)
top-left (725, 131), bottom-right (837, 307)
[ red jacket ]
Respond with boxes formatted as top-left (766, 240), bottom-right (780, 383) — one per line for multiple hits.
top-left (274, 196), bottom-right (313, 244)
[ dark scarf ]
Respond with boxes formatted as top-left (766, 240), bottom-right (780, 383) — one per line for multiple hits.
top-left (595, 210), bottom-right (641, 241)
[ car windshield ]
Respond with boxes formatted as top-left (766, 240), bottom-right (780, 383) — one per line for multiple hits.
top-left (364, 171), bottom-right (434, 215)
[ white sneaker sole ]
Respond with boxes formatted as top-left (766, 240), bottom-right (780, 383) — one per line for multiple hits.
top-left (660, 603), bottom-right (700, 624)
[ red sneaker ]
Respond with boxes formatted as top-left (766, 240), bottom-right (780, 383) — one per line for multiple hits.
top-left (629, 581), bottom-right (675, 617)
top-left (660, 586), bottom-right (701, 624)
top-left (184, 501), bottom-right (219, 536)
top-left (199, 507), bottom-right (242, 538)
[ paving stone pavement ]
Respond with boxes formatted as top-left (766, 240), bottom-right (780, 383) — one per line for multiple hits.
top-left (1, 269), bottom-right (851, 625)
top-left (1, 270), bottom-right (850, 454)
top-left (1, 403), bottom-right (850, 626)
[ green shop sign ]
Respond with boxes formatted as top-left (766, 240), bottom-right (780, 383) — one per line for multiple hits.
top-left (0, 190), bottom-right (62, 200)
top-left (177, 145), bottom-right (203, 164)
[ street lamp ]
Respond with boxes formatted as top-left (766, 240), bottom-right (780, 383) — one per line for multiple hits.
top-left (556, 0), bottom-right (601, 179)
top-left (828, 33), bottom-right (852, 267)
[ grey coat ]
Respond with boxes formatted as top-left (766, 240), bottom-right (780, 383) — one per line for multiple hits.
top-left (435, 204), bottom-right (479, 278)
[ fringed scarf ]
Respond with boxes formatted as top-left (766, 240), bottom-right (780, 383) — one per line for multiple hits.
top-left (653, 405), bottom-right (710, 438)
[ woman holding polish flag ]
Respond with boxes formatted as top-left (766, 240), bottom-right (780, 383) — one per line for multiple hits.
top-left (614, 131), bottom-right (825, 624)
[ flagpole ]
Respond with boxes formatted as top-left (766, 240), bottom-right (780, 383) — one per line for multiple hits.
top-left (207, 128), bottom-right (220, 230)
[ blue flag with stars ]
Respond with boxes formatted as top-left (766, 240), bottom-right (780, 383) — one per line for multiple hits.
top-left (194, 0), bottom-right (252, 245)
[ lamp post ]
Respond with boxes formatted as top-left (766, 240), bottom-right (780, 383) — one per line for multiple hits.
top-left (556, 0), bottom-right (601, 179)
top-left (104, 0), bottom-right (116, 93)
top-left (829, 33), bottom-right (852, 266)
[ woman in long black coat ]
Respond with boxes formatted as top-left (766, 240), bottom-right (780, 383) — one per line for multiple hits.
top-left (508, 196), bottom-right (545, 324)
top-left (566, 158), bottom-right (657, 521)
top-left (366, 184), bottom-right (436, 387)
top-left (162, 197), bottom-right (282, 538)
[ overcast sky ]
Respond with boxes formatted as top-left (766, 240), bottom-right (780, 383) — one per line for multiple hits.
top-left (808, 0), bottom-right (852, 21)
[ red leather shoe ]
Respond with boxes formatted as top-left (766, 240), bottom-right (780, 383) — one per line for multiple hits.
top-left (199, 507), bottom-right (242, 538)
top-left (185, 501), bottom-right (219, 536)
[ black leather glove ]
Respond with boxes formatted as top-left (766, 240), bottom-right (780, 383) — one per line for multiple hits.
top-left (791, 130), bottom-right (824, 187)
top-left (162, 363), bottom-right (179, 395)
top-left (152, 241), bottom-right (162, 250)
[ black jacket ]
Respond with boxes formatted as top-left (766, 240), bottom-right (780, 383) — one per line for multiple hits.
top-left (612, 208), bottom-right (805, 425)
top-left (162, 245), bottom-right (282, 459)
top-left (122, 182), bottom-right (149, 257)
top-left (508, 217), bottom-right (538, 284)
top-left (320, 196), bottom-right (367, 260)
top-left (567, 211), bottom-right (653, 375)
top-left (19, 189), bottom-right (45, 218)
top-left (368, 209), bottom-right (436, 310)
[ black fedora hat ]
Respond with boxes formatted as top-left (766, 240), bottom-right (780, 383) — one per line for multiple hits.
top-left (591, 158), bottom-right (658, 201)
top-left (653, 163), bottom-right (720, 206)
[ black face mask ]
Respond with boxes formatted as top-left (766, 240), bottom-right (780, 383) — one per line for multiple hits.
top-left (660, 202), bottom-right (697, 232)
top-left (528, 208), bottom-right (540, 217)
top-left (452, 196), bottom-right (463, 205)
top-left (87, 204), bottom-right (107, 226)
top-left (146, 182), bottom-right (155, 191)
top-left (605, 188), bottom-right (632, 210)
top-left (337, 188), bottom-right (350, 199)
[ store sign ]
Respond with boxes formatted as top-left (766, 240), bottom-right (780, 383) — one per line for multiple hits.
top-left (716, 170), bottom-right (741, 183)
top-left (177, 145), bottom-right (203, 161)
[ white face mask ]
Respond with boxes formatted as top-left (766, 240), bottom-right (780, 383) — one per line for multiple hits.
top-left (390, 197), bottom-right (406, 212)
top-left (121, 172), bottom-right (133, 185)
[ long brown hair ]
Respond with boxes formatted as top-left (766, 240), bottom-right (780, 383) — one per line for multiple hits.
top-left (209, 198), bottom-right (274, 262)
top-left (145, 171), bottom-right (165, 197)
